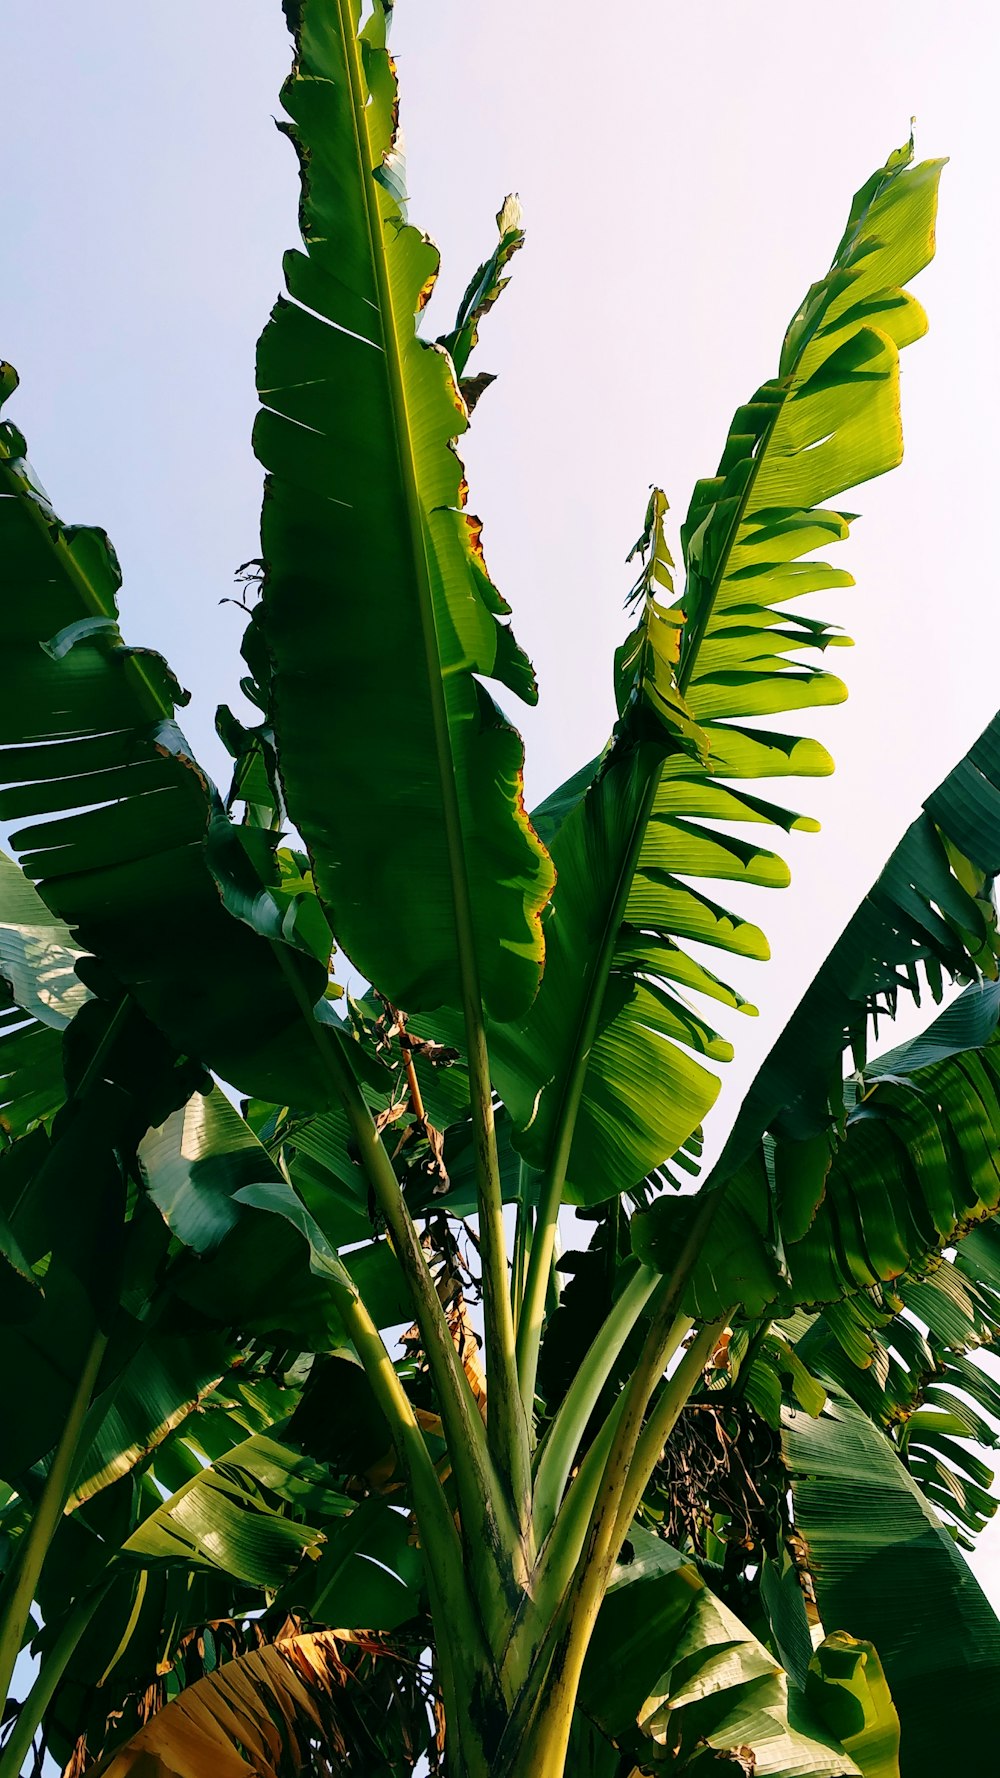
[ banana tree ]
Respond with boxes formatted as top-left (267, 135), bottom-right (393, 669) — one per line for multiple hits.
top-left (2, 2), bottom-right (1000, 1776)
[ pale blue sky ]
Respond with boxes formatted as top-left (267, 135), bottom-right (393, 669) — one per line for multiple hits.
top-left (5, 0), bottom-right (1000, 1608)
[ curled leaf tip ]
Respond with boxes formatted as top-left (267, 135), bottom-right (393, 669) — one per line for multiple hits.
top-left (497, 192), bottom-right (523, 236)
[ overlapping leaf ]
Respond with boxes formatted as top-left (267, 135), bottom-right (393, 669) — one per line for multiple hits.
top-left (0, 372), bottom-right (344, 1109)
top-left (718, 709), bottom-right (1000, 1182)
top-left (635, 984), bottom-right (1000, 1318)
top-left (0, 848), bottom-right (87, 1142)
top-left (783, 1388), bottom-right (1000, 1778)
top-left (139, 1084), bottom-right (412, 1343)
top-left (122, 1434), bottom-right (341, 1587)
top-left (634, 696), bottom-right (1000, 1315)
top-left (796, 1246), bottom-right (1000, 1545)
top-left (492, 141), bottom-right (942, 1204)
top-left (577, 1524), bottom-right (890, 1775)
top-left (254, 0), bottom-right (553, 1020)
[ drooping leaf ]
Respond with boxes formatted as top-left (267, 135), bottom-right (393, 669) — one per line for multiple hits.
top-left (121, 1433), bottom-right (343, 1588)
top-left (140, 1085), bottom-right (412, 1342)
top-left (84, 1625), bottom-right (434, 1778)
top-left (794, 1223), bottom-right (1000, 1544)
top-left (68, 1319), bottom-right (231, 1509)
top-left (804, 1633), bottom-right (900, 1778)
top-left (783, 1388), bottom-right (1000, 1778)
top-left (293, 1494), bottom-right (423, 1633)
top-left (635, 987), bottom-right (1000, 1318)
top-left (0, 982), bottom-right (64, 1141)
top-left (579, 1524), bottom-right (868, 1774)
top-left (0, 1000), bottom-right (214, 1482)
top-left (718, 707), bottom-right (1000, 1186)
top-left (254, 0), bottom-right (553, 1021)
top-left (0, 848), bottom-right (89, 1141)
top-left (492, 140), bottom-right (942, 1204)
top-left (0, 371), bottom-right (349, 1110)
top-left (632, 697), bottom-right (1000, 1315)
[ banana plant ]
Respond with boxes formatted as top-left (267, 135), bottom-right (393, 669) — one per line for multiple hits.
top-left (3, 3), bottom-right (1000, 1776)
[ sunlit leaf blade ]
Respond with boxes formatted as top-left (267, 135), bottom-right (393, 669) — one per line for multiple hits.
top-left (493, 737), bottom-right (737, 1204)
top-left (121, 1433), bottom-right (340, 1585)
top-left (0, 847), bottom-right (88, 1032)
top-left (139, 1084), bottom-right (411, 1341)
top-left (784, 1388), bottom-right (1000, 1778)
top-left (0, 373), bottom-right (349, 1109)
top-left (0, 848), bottom-right (88, 1143)
top-left (491, 143), bottom-right (941, 1203)
top-left (579, 1525), bottom-right (868, 1775)
top-left (804, 1633), bottom-right (900, 1778)
top-left (679, 148), bottom-right (945, 727)
top-left (68, 1323), bottom-right (231, 1510)
top-left (254, 0), bottom-right (553, 1021)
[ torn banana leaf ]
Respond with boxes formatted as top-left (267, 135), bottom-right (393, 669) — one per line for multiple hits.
top-left (83, 1627), bottom-right (434, 1778)
top-left (634, 984), bottom-right (1000, 1317)
top-left (796, 1238), bottom-right (1000, 1545)
top-left (254, 0), bottom-right (553, 1021)
top-left (719, 707), bottom-right (1000, 1183)
top-left (0, 371), bottom-right (349, 1109)
top-left (633, 703), bottom-right (1000, 1316)
top-left (492, 140), bottom-right (942, 1203)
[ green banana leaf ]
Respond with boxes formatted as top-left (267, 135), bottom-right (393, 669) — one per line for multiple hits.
top-left (716, 709), bottom-right (1000, 1188)
top-left (0, 848), bottom-right (87, 1142)
top-left (0, 371), bottom-right (351, 1110)
top-left (0, 996), bottom-right (215, 1483)
top-left (0, 847), bottom-right (88, 1033)
top-left (633, 699), bottom-right (1000, 1316)
top-left (28, 1377), bottom-right (298, 1678)
top-left (783, 1388), bottom-right (1000, 1778)
top-left (290, 1493), bottom-right (424, 1633)
top-left (788, 1014), bottom-right (1000, 1547)
top-left (0, 993), bottom-right (366, 1494)
top-left (139, 1083), bottom-right (413, 1341)
top-left (578, 1524), bottom-right (894, 1775)
top-left (798, 1265), bottom-right (1000, 1545)
top-left (490, 139), bottom-right (942, 1204)
top-left (635, 992), bottom-right (1000, 1318)
top-left (254, 0), bottom-right (553, 1021)
top-left (121, 1433), bottom-right (343, 1588)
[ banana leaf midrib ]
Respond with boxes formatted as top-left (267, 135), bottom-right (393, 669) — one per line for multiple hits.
top-left (542, 767), bottom-right (662, 1187)
top-left (332, 0), bottom-right (483, 1015)
top-left (676, 393), bottom-right (785, 697)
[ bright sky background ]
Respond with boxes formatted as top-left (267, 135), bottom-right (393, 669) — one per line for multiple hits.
top-left (5, 0), bottom-right (1000, 1618)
